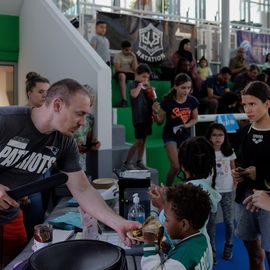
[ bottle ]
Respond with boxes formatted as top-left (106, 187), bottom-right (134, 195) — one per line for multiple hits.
top-left (127, 193), bottom-right (145, 224)
top-left (79, 206), bottom-right (100, 240)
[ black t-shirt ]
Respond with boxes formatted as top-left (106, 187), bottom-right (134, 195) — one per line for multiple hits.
top-left (0, 106), bottom-right (81, 224)
top-left (235, 124), bottom-right (270, 203)
top-left (129, 81), bottom-right (153, 125)
top-left (160, 95), bottom-right (199, 141)
top-left (200, 75), bottom-right (228, 98)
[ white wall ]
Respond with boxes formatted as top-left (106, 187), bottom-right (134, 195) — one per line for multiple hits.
top-left (18, 0), bottom-right (112, 151)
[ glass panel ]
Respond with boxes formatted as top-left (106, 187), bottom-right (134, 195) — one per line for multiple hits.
top-left (180, 1), bottom-right (196, 19)
top-left (250, 2), bottom-right (261, 23)
top-left (205, 0), bottom-right (219, 21)
top-left (0, 65), bottom-right (14, 105)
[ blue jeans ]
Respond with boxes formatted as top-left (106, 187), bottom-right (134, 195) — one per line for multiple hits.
top-left (207, 191), bottom-right (234, 254)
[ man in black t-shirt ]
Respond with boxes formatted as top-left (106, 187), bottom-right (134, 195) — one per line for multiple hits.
top-left (0, 79), bottom-right (140, 245)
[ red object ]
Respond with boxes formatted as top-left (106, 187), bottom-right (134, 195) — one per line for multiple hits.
top-left (1, 210), bottom-right (27, 267)
top-left (145, 87), bottom-right (157, 101)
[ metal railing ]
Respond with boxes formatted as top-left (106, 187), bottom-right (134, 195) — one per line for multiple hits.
top-left (191, 113), bottom-right (248, 136)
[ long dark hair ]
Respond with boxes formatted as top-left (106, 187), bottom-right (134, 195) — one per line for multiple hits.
top-left (242, 81), bottom-right (270, 103)
top-left (178, 136), bottom-right (216, 188)
top-left (176, 39), bottom-right (193, 62)
top-left (206, 122), bottom-right (233, 157)
top-left (164, 73), bottom-right (192, 101)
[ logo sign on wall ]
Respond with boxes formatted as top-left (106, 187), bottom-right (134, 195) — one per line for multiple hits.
top-left (137, 23), bottom-right (165, 62)
top-left (237, 30), bottom-right (270, 64)
top-left (97, 11), bottom-right (196, 65)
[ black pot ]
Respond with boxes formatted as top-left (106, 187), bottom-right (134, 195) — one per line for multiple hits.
top-left (28, 240), bottom-right (127, 270)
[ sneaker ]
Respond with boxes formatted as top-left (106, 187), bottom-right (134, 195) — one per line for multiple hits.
top-left (121, 99), bottom-right (128, 107)
top-left (223, 243), bottom-right (233, 260)
top-left (121, 162), bottom-right (136, 171)
top-left (135, 161), bottom-right (148, 170)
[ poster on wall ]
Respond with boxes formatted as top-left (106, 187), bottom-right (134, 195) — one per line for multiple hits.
top-left (97, 11), bottom-right (196, 68)
top-left (237, 30), bottom-right (270, 64)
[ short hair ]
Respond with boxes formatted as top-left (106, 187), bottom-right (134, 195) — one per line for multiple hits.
top-left (96, 20), bottom-right (107, 26)
top-left (248, 64), bottom-right (259, 72)
top-left (25, 72), bottom-right (50, 96)
top-left (136, 64), bottom-right (151, 75)
top-left (45, 79), bottom-right (90, 106)
top-left (238, 47), bottom-right (245, 53)
top-left (166, 183), bottom-right (211, 230)
top-left (219, 67), bottom-right (232, 75)
top-left (178, 136), bottom-right (216, 187)
top-left (121, 40), bottom-right (132, 49)
top-left (242, 81), bottom-right (270, 103)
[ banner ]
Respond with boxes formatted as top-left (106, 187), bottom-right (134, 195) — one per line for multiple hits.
top-left (97, 11), bottom-right (196, 66)
top-left (237, 30), bottom-right (270, 64)
top-left (216, 114), bottom-right (239, 133)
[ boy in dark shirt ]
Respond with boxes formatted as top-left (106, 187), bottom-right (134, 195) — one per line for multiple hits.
top-left (122, 64), bottom-right (153, 170)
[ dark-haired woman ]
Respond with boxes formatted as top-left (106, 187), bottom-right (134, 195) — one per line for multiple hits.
top-left (232, 81), bottom-right (270, 270)
top-left (172, 39), bottom-right (196, 74)
top-left (25, 72), bottom-right (50, 107)
top-left (172, 39), bottom-right (202, 95)
top-left (153, 73), bottom-right (199, 186)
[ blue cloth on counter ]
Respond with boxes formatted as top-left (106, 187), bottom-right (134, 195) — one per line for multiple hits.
top-left (48, 212), bottom-right (82, 231)
top-left (66, 197), bottom-right (79, 207)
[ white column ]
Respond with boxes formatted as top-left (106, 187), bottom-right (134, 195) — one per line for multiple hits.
top-left (221, 0), bottom-right (230, 67)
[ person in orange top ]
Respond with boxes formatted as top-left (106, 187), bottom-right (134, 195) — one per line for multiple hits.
top-left (152, 73), bottom-right (199, 186)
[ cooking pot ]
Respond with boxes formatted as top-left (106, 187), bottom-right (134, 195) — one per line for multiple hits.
top-left (27, 240), bottom-right (127, 270)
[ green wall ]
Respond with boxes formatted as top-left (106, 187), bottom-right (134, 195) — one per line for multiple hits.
top-left (0, 15), bottom-right (19, 62)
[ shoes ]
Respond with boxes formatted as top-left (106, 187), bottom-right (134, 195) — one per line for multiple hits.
top-left (223, 243), bottom-right (233, 260)
top-left (135, 161), bottom-right (148, 170)
top-left (121, 162), bottom-right (136, 171)
top-left (121, 99), bottom-right (128, 107)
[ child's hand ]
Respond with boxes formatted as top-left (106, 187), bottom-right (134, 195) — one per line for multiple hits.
top-left (143, 231), bottom-right (158, 245)
top-left (89, 139), bottom-right (101, 151)
top-left (232, 168), bottom-right (245, 185)
top-left (149, 184), bottom-right (166, 210)
top-left (152, 101), bottom-right (160, 113)
top-left (77, 140), bottom-right (88, 153)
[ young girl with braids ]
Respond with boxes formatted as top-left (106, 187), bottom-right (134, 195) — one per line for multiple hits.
top-left (147, 136), bottom-right (221, 269)
top-left (206, 122), bottom-right (236, 264)
top-left (153, 73), bottom-right (199, 186)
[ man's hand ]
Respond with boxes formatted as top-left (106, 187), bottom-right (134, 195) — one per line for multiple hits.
top-left (0, 184), bottom-right (19, 210)
top-left (114, 218), bottom-right (142, 246)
